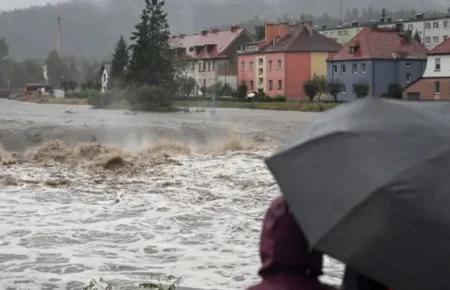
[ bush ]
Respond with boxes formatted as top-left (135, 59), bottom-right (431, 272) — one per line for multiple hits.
top-left (327, 80), bottom-right (344, 103)
top-left (383, 83), bottom-right (403, 99)
top-left (125, 84), bottom-right (176, 111)
top-left (237, 82), bottom-right (248, 100)
top-left (303, 80), bottom-right (319, 102)
top-left (274, 95), bottom-right (287, 102)
top-left (222, 83), bottom-right (234, 97)
top-left (353, 82), bottom-right (370, 98)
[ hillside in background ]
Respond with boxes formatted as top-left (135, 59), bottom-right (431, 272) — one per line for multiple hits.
top-left (0, 0), bottom-right (447, 60)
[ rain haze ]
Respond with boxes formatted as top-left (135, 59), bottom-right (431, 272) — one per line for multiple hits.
top-left (1, 0), bottom-right (450, 289)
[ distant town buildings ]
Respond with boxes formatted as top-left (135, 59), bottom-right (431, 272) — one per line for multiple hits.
top-left (319, 11), bottom-right (450, 50)
top-left (327, 27), bottom-right (427, 101)
top-left (170, 26), bottom-right (253, 94)
top-left (237, 23), bottom-right (341, 100)
top-left (404, 38), bottom-right (450, 100)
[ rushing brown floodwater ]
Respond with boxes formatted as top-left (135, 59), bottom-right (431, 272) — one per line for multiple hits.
top-left (0, 100), bottom-right (343, 289)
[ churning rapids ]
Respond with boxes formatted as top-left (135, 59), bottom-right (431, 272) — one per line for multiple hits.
top-left (0, 99), bottom-right (343, 290)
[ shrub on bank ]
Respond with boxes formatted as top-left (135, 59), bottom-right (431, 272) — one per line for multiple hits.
top-left (125, 85), bottom-right (176, 111)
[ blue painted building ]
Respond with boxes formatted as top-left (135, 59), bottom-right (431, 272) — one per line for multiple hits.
top-left (327, 27), bottom-right (428, 101)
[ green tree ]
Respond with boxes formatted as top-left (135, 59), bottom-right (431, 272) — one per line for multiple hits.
top-left (384, 83), bottom-right (403, 99)
top-left (127, 0), bottom-right (173, 86)
top-left (313, 75), bottom-right (327, 101)
top-left (327, 80), bottom-right (344, 103)
top-left (179, 77), bottom-right (196, 98)
top-left (111, 36), bottom-right (129, 87)
top-left (303, 79), bottom-right (319, 102)
top-left (237, 81), bottom-right (248, 100)
top-left (0, 38), bottom-right (9, 60)
top-left (46, 50), bottom-right (68, 87)
top-left (353, 82), bottom-right (370, 98)
top-left (413, 30), bottom-right (421, 42)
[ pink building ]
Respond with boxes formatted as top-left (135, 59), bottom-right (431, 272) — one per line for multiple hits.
top-left (171, 26), bottom-right (253, 94)
top-left (238, 23), bottom-right (341, 100)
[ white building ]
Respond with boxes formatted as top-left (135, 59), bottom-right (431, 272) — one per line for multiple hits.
top-left (100, 63), bottom-right (111, 94)
top-left (319, 12), bottom-right (450, 50)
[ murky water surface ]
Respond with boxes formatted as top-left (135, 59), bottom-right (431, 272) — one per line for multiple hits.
top-left (0, 100), bottom-right (343, 289)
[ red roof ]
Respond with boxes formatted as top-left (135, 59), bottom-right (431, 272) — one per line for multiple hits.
top-left (261, 24), bottom-right (341, 53)
top-left (329, 27), bottom-right (428, 61)
top-left (429, 38), bottom-right (450, 55)
top-left (170, 27), bottom-right (247, 60)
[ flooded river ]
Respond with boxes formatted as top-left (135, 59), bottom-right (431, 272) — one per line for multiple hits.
top-left (0, 100), bottom-right (343, 289)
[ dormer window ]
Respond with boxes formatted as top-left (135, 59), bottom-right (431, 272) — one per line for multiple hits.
top-left (349, 42), bottom-right (359, 54)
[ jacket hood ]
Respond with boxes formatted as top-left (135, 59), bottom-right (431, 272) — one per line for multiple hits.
top-left (259, 197), bottom-right (323, 278)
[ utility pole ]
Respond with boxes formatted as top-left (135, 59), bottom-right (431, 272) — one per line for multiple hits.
top-left (56, 17), bottom-right (62, 55)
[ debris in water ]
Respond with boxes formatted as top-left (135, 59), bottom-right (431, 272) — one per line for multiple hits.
top-left (102, 156), bottom-right (128, 170)
top-left (45, 178), bottom-right (71, 188)
top-left (0, 175), bottom-right (18, 186)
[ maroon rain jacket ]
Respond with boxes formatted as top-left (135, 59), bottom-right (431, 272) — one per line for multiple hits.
top-left (248, 197), bottom-right (336, 290)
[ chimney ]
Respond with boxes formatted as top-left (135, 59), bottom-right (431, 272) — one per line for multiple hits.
top-left (56, 16), bottom-right (62, 55)
top-left (231, 25), bottom-right (240, 32)
top-left (416, 13), bottom-right (424, 21)
top-left (352, 21), bottom-right (359, 27)
top-left (387, 17), bottom-right (392, 23)
top-left (201, 30), bottom-right (209, 36)
top-left (264, 23), bottom-right (290, 45)
top-left (395, 23), bottom-right (404, 32)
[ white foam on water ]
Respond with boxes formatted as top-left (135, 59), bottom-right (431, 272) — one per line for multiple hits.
top-left (0, 148), bottom-right (343, 289)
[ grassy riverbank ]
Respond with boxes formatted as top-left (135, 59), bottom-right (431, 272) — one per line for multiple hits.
top-left (175, 100), bottom-right (339, 112)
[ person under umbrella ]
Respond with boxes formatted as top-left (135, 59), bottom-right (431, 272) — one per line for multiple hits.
top-left (248, 197), bottom-right (336, 290)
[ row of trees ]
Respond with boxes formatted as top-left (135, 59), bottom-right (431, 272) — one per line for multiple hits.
top-left (105, 0), bottom-right (176, 110)
top-left (303, 77), bottom-right (403, 102)
top-left (0, 37), bottom-right (102, 91)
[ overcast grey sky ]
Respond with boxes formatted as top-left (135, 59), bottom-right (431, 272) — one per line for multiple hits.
top-left (0, 0), bottom-right (68, 11)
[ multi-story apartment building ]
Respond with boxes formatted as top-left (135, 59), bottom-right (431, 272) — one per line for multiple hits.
top-left (328, 27), bottom-right (427, 101)
top-left (170, 26), bottom-right (253, 94)
top-left (319, 12), bottom-right (450, 50)
top-left (238, 23), bottom-right (341, 100)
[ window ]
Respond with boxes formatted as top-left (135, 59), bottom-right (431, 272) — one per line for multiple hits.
top-left (258, 58), bottom-right (264, 65)
top-left (435, 81), bottom-right (441, 94)
top-left (258, 68), bottom-right (263, 75)
top-left (407, 24), bottom-right (413, 31)
top-left (258, 77), bottom-right (263, 84)
top-left (444, 35), bottom-right (449, 41)
top-left (278, 60), bottom-right (283, 69)
top-left (241, 62), bottom-right (245, 71)
top-left (249, 81), bottom-right (254, 90)
top-left (208, 61), bottom-right (211, 72)
top-left (269, 60), bottom-right (273, 70)
top-left (445, 21), bottom-right (449, 28)
top-left (342, 84), bottom-right (347, 94)
top-left (406, 73), bottom-right (412, 83)
top-left (198, 62), bottom-right (202, 72)
top-left (203, 62), bottom-right (206, 71)
top-left (269, 80), bottom-right (273, 90)
top-left (425, 37), bottom-right (431, 45)
top-left (278, 80), bottom-right (283, 90)
top-left (249, 61), bottom-right (254, 70)
top-left (212, 61), bottom-right (215, 71)
top-left (425, 22), bottom-right (431, 29)
top-left (433, 36), bottom-right (439, 44)
top-left (352, 63), bottom-right (358, 74)
top-left (341, 64), bottom-right (346, 73)
top-left (435, 58), bottom-right (441, 71)
top-left (191, 63), bottom-right (195, 71)
top-left (361, 63), bottom-right (366, 73)
top-left (333, 65), bottom-right (338, 73)
top-left (406, 62), bottom-right (411, 67)
top-left (433, 22), bottom-right (439, 29)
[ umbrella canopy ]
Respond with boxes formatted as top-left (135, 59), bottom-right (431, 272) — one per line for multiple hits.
top-left (266, 98), bottom-right (450, 290)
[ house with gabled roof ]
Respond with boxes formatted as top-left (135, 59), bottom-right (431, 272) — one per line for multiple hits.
top-left (170, 26), bottom-right (253, 94)
top-left (327, 27), bottom-right (428, 101)
top-left (237, 22), bottom-right (341, 100)
top-left (404, 38), bottom-right (450, 100)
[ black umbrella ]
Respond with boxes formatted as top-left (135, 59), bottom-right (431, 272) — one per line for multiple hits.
top-left (266, 98), bottom-right (450, 290)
